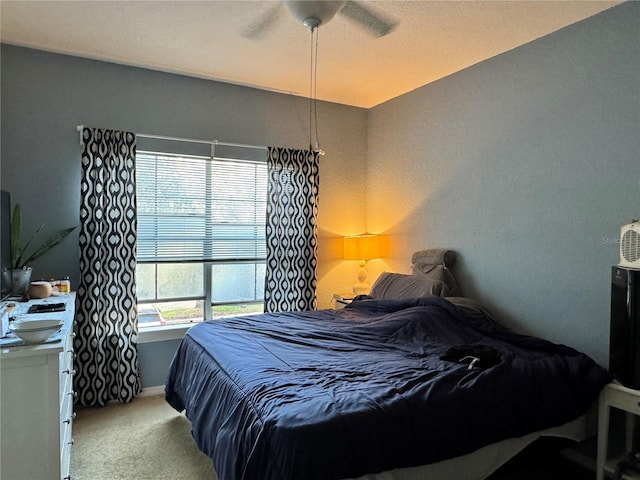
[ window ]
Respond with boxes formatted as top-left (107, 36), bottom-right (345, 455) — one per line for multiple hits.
top-left (136, 147), bottom-right (267, 327)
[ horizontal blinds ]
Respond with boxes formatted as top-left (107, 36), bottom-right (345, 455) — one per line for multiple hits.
top-left (136, 151), bottom-right (267, 263)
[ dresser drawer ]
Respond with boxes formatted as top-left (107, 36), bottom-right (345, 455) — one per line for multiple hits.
top-left (60, 383), bottom-right (75, 444)
top-left (59, 333), bottom-right (75, 404)
top-left (59, 319), bottom-right (75, 480)
top-left (60, 411), bottom-right (73, 480)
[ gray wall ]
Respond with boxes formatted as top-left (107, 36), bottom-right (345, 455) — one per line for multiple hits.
top-left (138, 340), bottom-right (182, 387)
top-left (0, 45), bottom-right (368, 386)
top-left (2, 2), bottom-right (637, 385)
top-left (0, 45), bottom-right (369, 305)
top-left (367, 1), bottom-right (640, 367)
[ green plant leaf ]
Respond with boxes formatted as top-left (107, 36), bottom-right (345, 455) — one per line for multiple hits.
top-left (19, 226), bottom-right (77, 267)
top-left (13, 223), bottom-right (45, 269)
top-left (10, 204), bottom-right (21, 269)
top-left (9, 203), bottom-right (77, 269)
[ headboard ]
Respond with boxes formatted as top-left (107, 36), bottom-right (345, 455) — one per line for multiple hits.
top-left (368, 248), bottom-right (462, 300)
top-left (410, 248), bottom-right (462, 297)
top-left (367, 248), bottom-right (497, 323)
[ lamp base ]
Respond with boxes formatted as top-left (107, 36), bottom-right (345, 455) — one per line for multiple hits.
top-left (352, 281), bottom-right (371, 296)
top-left (352, 260), bottom-right (370, 295)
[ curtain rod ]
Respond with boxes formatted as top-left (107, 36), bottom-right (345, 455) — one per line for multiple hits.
top-left (76, 125), bottom-right (267, 151)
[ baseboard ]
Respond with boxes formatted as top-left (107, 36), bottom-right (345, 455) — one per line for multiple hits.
top-left (139, 385), bottom-right (165, 397)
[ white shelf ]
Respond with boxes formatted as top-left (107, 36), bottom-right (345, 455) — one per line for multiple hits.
top-left (597, 382), bottom-right (640, 480)
top-left (605, 454), bottom-right (640, 480)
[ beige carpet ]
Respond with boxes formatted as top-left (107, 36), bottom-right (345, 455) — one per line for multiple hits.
top-left (71, 394), bottom-right (218, 480)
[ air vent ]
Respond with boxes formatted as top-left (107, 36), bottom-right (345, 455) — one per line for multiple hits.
top-left (620, 222), bottom-right (640, 269)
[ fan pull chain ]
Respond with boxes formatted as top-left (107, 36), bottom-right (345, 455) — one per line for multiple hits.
top-left (309, 25), bottom-right (314, 152)
top-left (307, 25), bottom-right (324, 155)
top-left (313, 26), bottom-right (322, 154)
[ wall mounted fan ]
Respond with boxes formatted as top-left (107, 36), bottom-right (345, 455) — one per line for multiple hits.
top-left (243, 0), bottom-right (397, 38)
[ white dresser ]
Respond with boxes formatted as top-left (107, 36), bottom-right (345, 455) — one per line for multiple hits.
top-left (0, 294), bottom-right (76, 480)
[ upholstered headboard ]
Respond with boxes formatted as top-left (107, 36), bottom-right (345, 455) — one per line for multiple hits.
top-left (368, 248), bottom-right (462, 300)
top-left (367, 249), bottom-right (499, 323)
top-left (411, 249), bottom-right (456, 270)
top-left (411, 248), bottom-right (461, 297)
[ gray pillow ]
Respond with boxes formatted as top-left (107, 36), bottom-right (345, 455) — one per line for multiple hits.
top-left (370, 272), bottom-right (447, 300)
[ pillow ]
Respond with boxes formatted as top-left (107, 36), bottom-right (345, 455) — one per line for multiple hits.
top-left (369, 272), bottom-right (447, 300)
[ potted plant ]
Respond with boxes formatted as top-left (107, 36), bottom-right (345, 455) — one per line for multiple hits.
top-left (2, 204), bottom-right (77, 296)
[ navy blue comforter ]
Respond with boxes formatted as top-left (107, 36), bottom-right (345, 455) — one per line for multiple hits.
top-left (165, 297), bottom-right (610, 480)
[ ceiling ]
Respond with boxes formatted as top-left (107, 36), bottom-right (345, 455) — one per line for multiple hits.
top-left (0, 0), bottom-right (622, 108)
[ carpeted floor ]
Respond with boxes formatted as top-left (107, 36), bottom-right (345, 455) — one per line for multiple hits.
top-left (71, 394), bottom-right (217, 480)
top-left (71, 394), bottom-right (594, 480)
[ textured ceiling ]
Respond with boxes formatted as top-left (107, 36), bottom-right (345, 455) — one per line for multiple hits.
top-left (0, 0), bottom-right (622, 108)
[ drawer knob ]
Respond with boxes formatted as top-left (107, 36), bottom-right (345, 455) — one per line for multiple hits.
top-left (68, 438), bottom-right (75, 446)
top-left (68, 391), bottom-right (78, 399)
top-left (63, 369), bottom-right (77, 375)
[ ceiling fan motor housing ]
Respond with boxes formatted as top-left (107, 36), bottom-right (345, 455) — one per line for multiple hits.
top-left (284, 0), bottom-right (346, 28)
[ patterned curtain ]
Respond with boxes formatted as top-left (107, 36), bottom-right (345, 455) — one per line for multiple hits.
top-left (264, 147), bottom-right (320, 313)
top-left (74, 127), bottom-right (141, 407)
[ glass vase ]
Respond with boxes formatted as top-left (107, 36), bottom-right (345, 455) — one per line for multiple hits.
top-left (2, 267), bottom-right (33, 296)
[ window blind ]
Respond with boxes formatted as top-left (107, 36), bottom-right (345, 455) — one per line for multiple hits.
top-left (136, 151), bottom-right (267, 263)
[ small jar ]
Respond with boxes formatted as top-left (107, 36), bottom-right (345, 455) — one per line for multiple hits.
top-left (59, 277), bottom-right (71, 294)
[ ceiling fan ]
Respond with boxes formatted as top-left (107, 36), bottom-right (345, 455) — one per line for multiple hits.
top-left (243, 0), bottom-right (397, 39)
top-left (242, 1), bottom-right (396, 154)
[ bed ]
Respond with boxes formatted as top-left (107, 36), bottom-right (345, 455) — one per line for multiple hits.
top-left (165, 249), bottom-right (611, 480)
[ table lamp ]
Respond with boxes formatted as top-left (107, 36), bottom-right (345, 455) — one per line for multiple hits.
top-left (343, 234), bottom-right (380, 295)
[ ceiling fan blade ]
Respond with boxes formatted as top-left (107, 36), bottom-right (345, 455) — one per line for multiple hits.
top-left (340, 1), bottom-right (396, 37)
top-left (242, 3), bottom-right (284, 40)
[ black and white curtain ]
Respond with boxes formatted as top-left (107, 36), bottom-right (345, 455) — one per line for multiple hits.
top-left (74, 127), bottom-right (141, 407)
top-left (264, 147), bottom-right (320, 312)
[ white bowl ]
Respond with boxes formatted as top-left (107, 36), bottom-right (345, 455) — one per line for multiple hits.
top-left (9, 319), bottom-right (63, 343)
top-left (11, 318), bottom-right (63, 330)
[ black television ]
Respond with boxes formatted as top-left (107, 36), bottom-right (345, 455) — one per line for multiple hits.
top-left (1, 190), bottom-right (11, 299)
